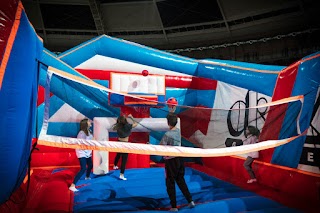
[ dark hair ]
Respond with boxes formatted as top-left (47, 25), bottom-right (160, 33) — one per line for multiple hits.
top-left (80, 118), bottom-right (91, 136)
top-left (166, 113), bottom-right (178, 127)
top-left (112, 115), bottom-right (128, 131)
top-left (246, 126), bottom-right (260, 137)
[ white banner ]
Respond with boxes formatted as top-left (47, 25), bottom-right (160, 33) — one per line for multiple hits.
top-left (194, 81), bottom-right (271, 149)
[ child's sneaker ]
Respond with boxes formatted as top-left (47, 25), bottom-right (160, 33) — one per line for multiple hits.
top-left (119, 174), bottom-right (127, 180)
top-left (113, 165), bottom-right (119, 170)
top-left (85, 177), bottom-right (91, 180)
top-left (189, 201), bottom-right (195, 208)
top-left (69, 186), bottom-right (79, 192)
top-left (169, 208), bottom-right (178, 212)
top-left (247, 178), bottom-right (257, 184)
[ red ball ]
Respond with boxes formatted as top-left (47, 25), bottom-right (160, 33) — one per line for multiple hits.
top-left (142, 70), bottom-right (149, 76)
top-left (167, 97), bottom-right (178, 107)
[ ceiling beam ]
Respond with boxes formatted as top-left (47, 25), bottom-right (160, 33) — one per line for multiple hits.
top-left (152, 0), bottom-right (168, 41)
top-left (216, 0), bottom-right (230, 33)
top-left (36, 0), bottom-right (48, 44)
top-left (88, 0), bottom-right (105, 35)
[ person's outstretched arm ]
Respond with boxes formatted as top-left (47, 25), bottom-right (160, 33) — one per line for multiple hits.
top-left (128, 114), bottom-right (138, 128)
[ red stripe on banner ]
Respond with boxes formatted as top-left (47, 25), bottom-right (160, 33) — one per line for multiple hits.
top-left (76, 69), bottom-right (217, 90)
top-left (259, 61), bottom-right (300, 162)
top-left (165, 75), bottom-right (217, 90)
top-left (179, 106), bottom-right (212, 143)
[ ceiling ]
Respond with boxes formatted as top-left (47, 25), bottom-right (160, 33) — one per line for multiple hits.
top-left (22, 0), bottom-right (319, 53)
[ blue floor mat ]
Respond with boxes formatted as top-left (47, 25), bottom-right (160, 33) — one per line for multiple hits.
top-left (73, 167), bottom-right (301, 212)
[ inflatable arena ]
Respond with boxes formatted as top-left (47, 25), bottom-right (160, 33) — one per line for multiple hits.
top-left (0, 1), bottom-right (319, 212)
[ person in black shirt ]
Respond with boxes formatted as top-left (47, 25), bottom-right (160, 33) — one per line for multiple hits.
top-left (112, 114), bottom-right (138, 180)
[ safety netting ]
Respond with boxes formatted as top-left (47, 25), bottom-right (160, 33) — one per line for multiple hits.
top-left (38, 67), bottom-right (305, 157)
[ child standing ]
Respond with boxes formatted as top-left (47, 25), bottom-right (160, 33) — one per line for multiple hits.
top-left (69, 118), bottom-right (93, 192)
top-left (160, 113), bottom-right (195, 211)
top-left (243, 126), bottom-right (260, 183)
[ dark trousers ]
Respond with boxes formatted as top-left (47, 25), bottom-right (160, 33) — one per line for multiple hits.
top-left (114, 153), bottom-right (128, 174)
top-left (165, 157), bottom-right (192, 208)
top-left (244, 156), bottom-right (256, 179)
top-left (73, 157), bottom-right (93, 184)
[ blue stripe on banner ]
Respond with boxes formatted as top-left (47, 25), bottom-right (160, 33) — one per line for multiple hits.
top-left (167, 88), bottom-right (197, 108)
top-left (0, 10), bottom-right (42, 203)
top-left (197, 90), bottom-right (216, 108)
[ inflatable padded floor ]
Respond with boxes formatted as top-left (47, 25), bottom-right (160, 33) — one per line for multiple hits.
top-left (72, 167), bottom-right (301, 213)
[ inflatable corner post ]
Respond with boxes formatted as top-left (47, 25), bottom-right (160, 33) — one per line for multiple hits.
top-left (0, 0), bottom-right (43, 204)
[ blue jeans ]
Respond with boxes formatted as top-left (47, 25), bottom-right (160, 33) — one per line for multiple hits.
top-left (73, 157), bottom-right (93, 184)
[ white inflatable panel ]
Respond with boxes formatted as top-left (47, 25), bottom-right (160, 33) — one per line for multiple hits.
top-left (92, 117), bottom-right (180, 175)
top-left (48, 103), bottom-right (86, 122)
top-left (111, 73), bottom-right (165, 95)
top-left (93, 118), bottom-right (115, 175)
top-left (94, 117), bottom-right (180, 133)
top-left (76, 55), bottom-right (190, 77)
